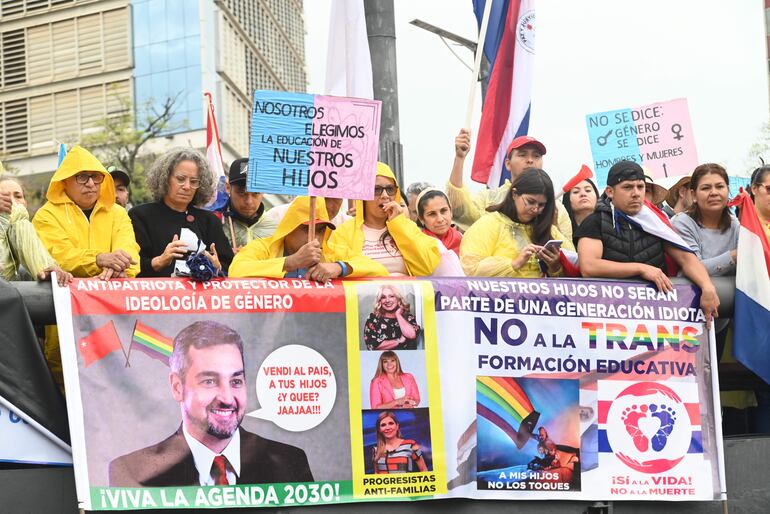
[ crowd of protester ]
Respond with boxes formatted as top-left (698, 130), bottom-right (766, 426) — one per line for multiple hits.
top-left (2, 130), bottom-right (770, 433)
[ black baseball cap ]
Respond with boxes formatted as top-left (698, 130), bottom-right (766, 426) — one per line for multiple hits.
top-left (228, 158), bottom-right (248, 185)
top-left (107, 166), bottom-right (130, 186)
top-left (607, 160), bottom-right (645, 186)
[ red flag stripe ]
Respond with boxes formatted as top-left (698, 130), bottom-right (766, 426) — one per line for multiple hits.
top-left (730, 191), bottom-right (770, 275)
top-left (471, 0), bottom-right (522, 185)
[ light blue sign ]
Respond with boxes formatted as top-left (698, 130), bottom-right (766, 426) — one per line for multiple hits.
top-left (248, 90), bottom-right (317, 196)
top-left (586, 108), bottom-right (642, 188)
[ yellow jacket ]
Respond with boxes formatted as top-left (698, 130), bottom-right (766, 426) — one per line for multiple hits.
top-left (325, 163), bottom-right (440, 277)
top-left (460, 211), bottom-right (574, 278)
top-left (446, 180), bottom-right (573, 240)
top-left (32, 146), bottom-right (140, 278)
top-left (229, 197), bottom-right (333, 278)
top-left (0, 204), bottom-right (57, 280)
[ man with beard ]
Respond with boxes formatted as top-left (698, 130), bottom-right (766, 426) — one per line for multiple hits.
top-left (109, 321), bottom-right (313, 487)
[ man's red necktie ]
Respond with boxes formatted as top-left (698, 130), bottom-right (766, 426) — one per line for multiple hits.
top-left (211, 455), bottom-right (230, 485)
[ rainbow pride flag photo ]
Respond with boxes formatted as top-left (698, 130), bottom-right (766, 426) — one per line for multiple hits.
top-left (129, 321), bottom-right (173, 366)
top-left (476, 377), bottom-right (581, 492)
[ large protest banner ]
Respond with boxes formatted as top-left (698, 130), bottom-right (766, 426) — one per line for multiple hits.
top-left (53, 277), bottom-right (725, 510)
top-left (586, 98), bottom-right (698, 187)
top-left (433, 278), bottom-right (724, 501)
top-left (247, 90), bottom-right (381, 199)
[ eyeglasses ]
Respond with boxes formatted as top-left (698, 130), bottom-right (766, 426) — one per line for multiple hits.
top-left (374, 185), bottom-right (398, 197)
top-left (519, 195), bottom-right (547, 211)
top-left (74, 173), bottom-right (105, 185)
top-left (172, 174), bottom-right (201, 189)
top-left (755, 183), bottom-right (770, 194)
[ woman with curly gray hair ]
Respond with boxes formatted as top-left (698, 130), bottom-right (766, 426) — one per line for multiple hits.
top-left (129, 147), bottom-right (233, 277)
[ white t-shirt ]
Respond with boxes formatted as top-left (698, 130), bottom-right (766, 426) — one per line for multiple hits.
top-left (393, 387), bottom-right (406, 399)
top-left (361, 225), bottom-right (407, 276)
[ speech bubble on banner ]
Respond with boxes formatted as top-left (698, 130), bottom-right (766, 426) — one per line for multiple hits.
top-left (586, 98), bottom-right (698, 188)
top-left (247, 90), bottom-right (381, 200)
top-left (247, 344), bottom-right (336, 432)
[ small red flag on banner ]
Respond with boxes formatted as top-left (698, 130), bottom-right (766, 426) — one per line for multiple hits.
top-left (77, 320), bottom-right (123, 367)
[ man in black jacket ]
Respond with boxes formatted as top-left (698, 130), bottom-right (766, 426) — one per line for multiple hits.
top-left (575, 160), bottom-right (719, 326)
top-left (109, 320), bottom-right (313, 487)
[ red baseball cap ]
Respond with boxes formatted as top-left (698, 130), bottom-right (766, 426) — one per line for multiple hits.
top-left (506, 136), bottom-right (547, 158)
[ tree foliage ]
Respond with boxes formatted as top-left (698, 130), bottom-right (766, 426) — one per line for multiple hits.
top-left (81, 89), bottom-right (186, 204)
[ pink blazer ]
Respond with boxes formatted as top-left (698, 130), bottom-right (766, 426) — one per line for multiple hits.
top-left (369, 373), bottom-right (420, 408)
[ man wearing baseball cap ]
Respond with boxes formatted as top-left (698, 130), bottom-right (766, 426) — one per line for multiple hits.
top-left (223, 158), bottom-right (272, 252)
top-left (446, 129), bottom-right (572, 239)
top-left (108, 166), bottom-right (131, 209)
top-left (575, 160), bottom-right (719, 326)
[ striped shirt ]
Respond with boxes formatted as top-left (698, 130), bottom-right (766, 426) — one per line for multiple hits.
top-left (374, 439), bottom-right (423, 473)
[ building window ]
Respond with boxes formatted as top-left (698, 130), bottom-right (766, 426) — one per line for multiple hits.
top-left (0, 28), bottom-right (26, 87)
top-left (0, 80), bottom-right (129, 157)
top-left (132, 0), bottom-right (203, 132)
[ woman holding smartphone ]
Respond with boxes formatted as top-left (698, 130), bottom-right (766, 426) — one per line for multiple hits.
top-left (460, 168), bottom-right (573, 278)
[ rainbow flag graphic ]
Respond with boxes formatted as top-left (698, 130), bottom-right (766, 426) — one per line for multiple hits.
top-left (130, 321), bottom-right (173, 366)
top-left (476, 376), bottom-right (540, 449)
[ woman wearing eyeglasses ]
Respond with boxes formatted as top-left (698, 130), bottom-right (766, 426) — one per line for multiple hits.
top-left (129, 147), bottom-right (234, 277)
top-left (460, 168), bottom-right (573, 277)
top-left (322, 162), bottom-right (440, 278)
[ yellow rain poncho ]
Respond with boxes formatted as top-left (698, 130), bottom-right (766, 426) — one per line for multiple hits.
top-left (229, 197), bottom-right (333, 278)
top-left (33, 145), bottom-right (140, 278)
top-left (32, 146), bottom-right (140, 387)
top-left (446, 179), bottom-right (573, 240)
top-left (325, 163), bottom-right (440, 277)
top-left (0, 203), bottom-right (57, 280)
top-left (460, 211), bottom-right (574, 278)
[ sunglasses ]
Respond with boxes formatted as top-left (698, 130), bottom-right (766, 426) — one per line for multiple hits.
top-left (374, 185), bottom-right (398, 197)
top-left (74, 173), bottom-right (105, 185)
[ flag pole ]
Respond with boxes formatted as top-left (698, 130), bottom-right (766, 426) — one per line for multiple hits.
top-left (125, 319), bottom-right (137, 368)
top-left (464, 0), bottom-right (493, 129)
top-left (227, 215), bottom-right (239, 254)
top-left (308, 196), bottom-right (317, 243)
top-left (708, 325), bottom-right (729, 511)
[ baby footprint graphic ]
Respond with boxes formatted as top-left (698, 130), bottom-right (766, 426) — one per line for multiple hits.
top-left (649, 404), bottom-right (677, 451)
top-left (621, 404), bottom-right (649, 452)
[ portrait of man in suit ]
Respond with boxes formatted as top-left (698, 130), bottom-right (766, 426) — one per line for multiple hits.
top-left (109, 320), bottom-right (314, 487)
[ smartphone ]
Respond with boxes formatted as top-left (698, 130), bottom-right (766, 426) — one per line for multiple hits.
top-left (542, 239), bottom-right (563, 253)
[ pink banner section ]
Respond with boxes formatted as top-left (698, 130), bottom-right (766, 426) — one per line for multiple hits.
top-left (635, 98), bottom-right (698, 179)
top-left (308, 95), bottom-right (381, 200)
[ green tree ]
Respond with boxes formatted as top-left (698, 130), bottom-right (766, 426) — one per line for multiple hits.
top-left (81, 90), bottom-right (186, 204)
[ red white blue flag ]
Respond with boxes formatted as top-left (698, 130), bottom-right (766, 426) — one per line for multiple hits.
top-left (204, 92), bottom-right (228, 211)
top-left (729, 191), bottom-right (770, 385)
top-left (471, 0), bottom-right (535, 187)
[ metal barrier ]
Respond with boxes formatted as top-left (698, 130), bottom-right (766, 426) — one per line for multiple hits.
top-left (7, 276), bottom-right (739, 326)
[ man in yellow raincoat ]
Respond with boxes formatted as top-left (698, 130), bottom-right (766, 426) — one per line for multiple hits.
top-left (33, 146), bottom-right (140, 280)
top-left (33, 145), bottom-right (140, 383)
top-left (229, 196), bottom-right (336, 280)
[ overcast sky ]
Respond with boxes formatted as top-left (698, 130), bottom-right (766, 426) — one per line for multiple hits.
top-left (304, 0), bottom-right (769, 191)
